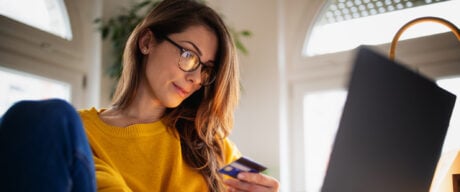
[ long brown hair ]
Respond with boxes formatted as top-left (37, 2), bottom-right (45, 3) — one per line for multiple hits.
top-left (111, 0), bottom-right (239, 191)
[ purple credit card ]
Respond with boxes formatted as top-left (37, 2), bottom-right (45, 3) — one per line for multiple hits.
top-left (219, 156), bottom-right (267, 178)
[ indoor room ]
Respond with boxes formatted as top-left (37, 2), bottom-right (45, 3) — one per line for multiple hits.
top-left (1, 0), bottom-right (459, 191)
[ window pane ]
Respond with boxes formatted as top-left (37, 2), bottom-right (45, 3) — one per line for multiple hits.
top-left (305, 0), bottom-right (460, 56)
top-left (436, 76), bottom-right (460, 154)
top-left (0, 0), bottom-right (72, 40)
top-left (430, 76), bottom-right (460, 192)
top-left (303, 90), bottom-right (347, 192)
top-left (0, 67), bottom-right (71, 116)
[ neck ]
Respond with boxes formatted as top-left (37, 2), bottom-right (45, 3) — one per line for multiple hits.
top-left (103, 82), bottom-right (166, 127)
top-left (121, 85), bottom-right (166, 123)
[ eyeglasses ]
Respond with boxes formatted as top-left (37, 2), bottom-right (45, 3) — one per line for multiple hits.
top-left (163, 36), bottom-right (216, 86)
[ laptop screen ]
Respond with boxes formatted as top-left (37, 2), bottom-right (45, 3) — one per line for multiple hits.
top-left (321, 47), bottom-right (456, 192)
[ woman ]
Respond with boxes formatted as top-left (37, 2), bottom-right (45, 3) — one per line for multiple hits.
top-left (79, 0), bottom-right (279, 191)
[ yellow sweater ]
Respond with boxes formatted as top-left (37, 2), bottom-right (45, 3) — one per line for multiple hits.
top-left (79, 108), bottom-right (241, 192)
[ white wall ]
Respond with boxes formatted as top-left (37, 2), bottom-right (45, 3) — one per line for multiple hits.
top-left (210, 0), bottom-right (282, 179)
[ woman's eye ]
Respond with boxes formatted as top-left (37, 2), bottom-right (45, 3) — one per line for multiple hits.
top-left (181, 51), bottom-right (194, 59)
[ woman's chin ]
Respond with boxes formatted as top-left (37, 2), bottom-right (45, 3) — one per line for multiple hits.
top-left (164, 99), bottom-right (183, 108)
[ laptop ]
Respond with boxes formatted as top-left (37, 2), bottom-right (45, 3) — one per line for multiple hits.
top-left (321, 46), bottom-right (456, 192)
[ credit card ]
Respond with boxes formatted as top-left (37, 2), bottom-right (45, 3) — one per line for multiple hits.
top-left (218, 156), bottom-right (267, 178)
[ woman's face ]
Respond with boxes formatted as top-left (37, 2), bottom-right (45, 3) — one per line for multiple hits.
top-left (141, 25), bottom-right (218, 108)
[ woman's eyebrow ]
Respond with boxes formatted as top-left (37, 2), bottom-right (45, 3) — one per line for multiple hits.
top-left (204, 60), bottom-right (215, 67)
top-left (180, 40), bottom-right (215, 65)
top-left (182, 41), bottom-right (203, 56)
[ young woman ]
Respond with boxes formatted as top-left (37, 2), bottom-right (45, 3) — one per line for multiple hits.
top-left (0, 0), bottom-right (279, 191)
top-left (79, 0), bottom-right (279, 191)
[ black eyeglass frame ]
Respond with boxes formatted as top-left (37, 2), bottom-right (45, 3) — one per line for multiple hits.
top-left (162, 36), bottom-right (217, 86)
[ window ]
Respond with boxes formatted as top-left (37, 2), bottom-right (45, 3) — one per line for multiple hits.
top-left (0, 0), bottom-right (72, 40)
top-left (303, 76), bottom-right (460, 192)
top-left (0, 66), bottom-right (71, 116)
top-left (303, 90), bottom-right (347, 192)
top-left (436, 77), bottom-right (460, 154)
top-left (305, 0), bottom-right (460, 56)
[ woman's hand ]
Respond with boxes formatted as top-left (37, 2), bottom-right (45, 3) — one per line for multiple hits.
top-left (224, 172), bottom-right (279, 192)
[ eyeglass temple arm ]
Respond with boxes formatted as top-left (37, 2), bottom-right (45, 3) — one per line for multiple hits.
top-left (389, 16), bottom-right (460, 61)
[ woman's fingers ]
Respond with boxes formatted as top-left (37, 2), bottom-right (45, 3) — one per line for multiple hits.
top-left (237, 172), bottom-right (279, 188)
top-left (224, 172), bottom-right (279, 192)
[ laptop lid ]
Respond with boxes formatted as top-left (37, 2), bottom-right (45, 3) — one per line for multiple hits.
top-left (321, 46), bottom-right (456, 192)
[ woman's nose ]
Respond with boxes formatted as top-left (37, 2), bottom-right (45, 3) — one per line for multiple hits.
top-left (186, 66), bottom-right (202, 85)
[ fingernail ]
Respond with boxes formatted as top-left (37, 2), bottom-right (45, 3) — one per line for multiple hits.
top-left (237, 173), bottom-right (245, 179)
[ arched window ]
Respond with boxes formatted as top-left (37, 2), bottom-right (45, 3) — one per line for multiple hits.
top-left (305, 0), bottom-right (459, 56)
top-left (0, 0), bottom-right (72, 40)
top-left (291, 1), bottom-right (460, 192)
top-left (0, 0), bottom-right (96, 114)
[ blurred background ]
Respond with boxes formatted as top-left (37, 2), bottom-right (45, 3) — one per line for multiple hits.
top-left (1, 0), bottom-right (460, 191)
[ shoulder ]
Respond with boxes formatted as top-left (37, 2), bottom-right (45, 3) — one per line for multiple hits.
top-left (78, 107), bottom-right (100, 122)
top-left (77, 107), bottom-right (108, 131)
top-left (78, 107), bottom-right (97, 115)
top-left (222, 137), bottom-right (242, 164)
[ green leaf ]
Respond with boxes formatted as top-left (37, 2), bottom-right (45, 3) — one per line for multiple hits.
top-left (240, 30), bottom-right (252, 37)
top-left (235, 38), bottom-right (249, 55)
top-left (101, 27), bottom-right (109, 39)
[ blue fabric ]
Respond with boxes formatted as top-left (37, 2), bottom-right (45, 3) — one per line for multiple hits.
top-left (0, 99), bottom-right (96, 192)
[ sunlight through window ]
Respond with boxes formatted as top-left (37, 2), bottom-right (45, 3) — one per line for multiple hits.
top-left (305, 0), bottom-right (460, 56)
top-left (0, 67), bottom-right (71, 116)
top-left (0, 0), bottom-right (72, 40)
top-left (303, 90), bottom-right (347, 192)
top-left (437, 77), bottom-right (460, 154)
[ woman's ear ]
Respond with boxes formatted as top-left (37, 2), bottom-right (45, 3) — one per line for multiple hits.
top-left (138, 29), bottom-right (154, 55)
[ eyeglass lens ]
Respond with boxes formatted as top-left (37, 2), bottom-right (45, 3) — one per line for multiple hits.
top-left (178, 51), bottom-right (215, 85)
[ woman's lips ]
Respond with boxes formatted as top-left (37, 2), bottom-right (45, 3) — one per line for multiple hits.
top-left (173, 83), bottom-right (189, 98)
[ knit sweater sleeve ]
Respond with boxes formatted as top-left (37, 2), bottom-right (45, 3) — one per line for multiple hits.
top-left (93, 156), bottom-right (133, 192)
top-left (223, 137), bottom-right (242, 164)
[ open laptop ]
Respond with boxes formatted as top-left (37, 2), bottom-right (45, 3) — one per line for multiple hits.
top-left (321, 46), bottom-right (456, 192)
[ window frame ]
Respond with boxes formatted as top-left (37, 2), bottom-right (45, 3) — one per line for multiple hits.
top-left (283, 1), bottom-right (460, 191)
top-left (0, 0), bottom-right (102, 109)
